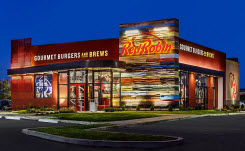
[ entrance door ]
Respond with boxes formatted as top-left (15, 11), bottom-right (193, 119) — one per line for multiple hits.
top-left (69, 84), bottom-right (86, 111)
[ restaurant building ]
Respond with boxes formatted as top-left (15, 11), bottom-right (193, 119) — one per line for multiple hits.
top-left (7, 18), bottom-right (240, 111)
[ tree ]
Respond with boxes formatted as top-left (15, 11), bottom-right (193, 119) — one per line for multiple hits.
top-left (0, 79), bottom-right (11, 100)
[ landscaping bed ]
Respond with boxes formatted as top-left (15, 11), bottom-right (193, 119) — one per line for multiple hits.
top-left (46, 112), bottom-right (162, 122)
top-left (33, 124), bottom-right (175, 141)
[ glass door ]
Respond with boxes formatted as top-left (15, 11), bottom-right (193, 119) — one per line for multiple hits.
top-left (94, 71), bottom-right (111, 110)
top-left (69, 84), bottom-right (86, 111)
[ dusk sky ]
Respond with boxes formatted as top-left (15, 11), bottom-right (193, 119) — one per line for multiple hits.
top-left (1, 0), bottom-right (244, 87)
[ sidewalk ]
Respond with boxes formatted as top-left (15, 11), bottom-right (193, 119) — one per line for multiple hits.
top-left (106, 114), bottom-right (194, 126)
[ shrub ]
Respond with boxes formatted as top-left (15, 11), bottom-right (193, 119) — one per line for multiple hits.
top-left (221, 108), bottom-right (227, 111)
top-left (121, 105), bottom-right (125, 111)
top-left (230, 106), bottom-right (235, 111)
top-left (29, 103), bottom-right (33, 109)
top-left (179, 105), bottom-right (183, 111)
top-left (36, 106), bottom-right (40, 109)
top-left (241, 104), bottom-right (244, 109)
top-left (52, 105), bottom-right (56, 109)
top-left (59, 107), bottom-right (77, 113)
top-left (43, 105), bottom-right (47, 108)
top-left (16, 105), bottom-right (18, 110)
top-left (226, 105), bottom-right (230, 110)
top-left (26, 108), bottom-right (36, 113)
top-left (150, 105), bottom-right (154, 111)
top-left (136, 105), bottom-right (140, 111)
top-left (103, 107), bottom-right (123, 112)
top-left (195, 104), bottom-right (202, 110)
top-left (168, 105), bottom-right (173, 111)
top-left (234, 104), bottom-right (240, 109)
top-left (215, 108), bottom-right (220, 111)
top-left (22, 105), bottom-right (26, 110)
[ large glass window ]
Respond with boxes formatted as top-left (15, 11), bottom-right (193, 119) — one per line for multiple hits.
top-left (70, 71), bottom-right (86, 83)
top-left (113, 72), bottom-right (120, 106)
top-left (179, 72), bottom-right (188, 107)
top-left (195, 74), bottom-right (208, 109)
top-left (35, 75), bottom-right (52, 98)
top-left (58, 72), bottom-right (68, 108)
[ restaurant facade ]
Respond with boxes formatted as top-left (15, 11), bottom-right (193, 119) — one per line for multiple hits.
top-left (7, 18), bottom-right (240, 111)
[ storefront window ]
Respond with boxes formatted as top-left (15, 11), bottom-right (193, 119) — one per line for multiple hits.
top-left (195, 74), bottom-right (208, 109)
top-left (58, 72), bottom-right (68, 108)
top-left (70, 71), bottom-right (86, 83)
top-left (35, 75), bottom-right (52, 98)
top-left (59, 72), bottom-right (68, 84)
top-left (179, 72), bottom-right (188, 107)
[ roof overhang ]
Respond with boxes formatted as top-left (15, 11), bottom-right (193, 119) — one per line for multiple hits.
top-left (7, 60), bottom-right (126, 75)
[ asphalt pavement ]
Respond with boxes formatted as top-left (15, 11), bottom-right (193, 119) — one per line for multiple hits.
top-left (0, 119), bottom-right (141, 151)
top-left (1, 114), bottom-right (245, 151)
top-left (110, 114), bottom-right (245, 151)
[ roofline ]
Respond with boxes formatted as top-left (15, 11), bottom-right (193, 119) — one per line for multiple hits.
top-left (179, 37), bottom-right (226, 55)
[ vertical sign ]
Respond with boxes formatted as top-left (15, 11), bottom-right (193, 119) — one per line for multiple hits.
top-left (119, 19), bottom-right (179, 107)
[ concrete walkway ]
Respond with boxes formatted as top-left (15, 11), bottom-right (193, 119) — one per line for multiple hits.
top-left (106, 114), bottom-right (194, 126)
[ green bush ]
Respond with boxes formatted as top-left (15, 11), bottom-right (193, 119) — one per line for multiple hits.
top-left (234, 104), bottom-right (240, 109)
top-left (22, 105), bottom-right (26, 110)
top-left (150, 105), bottom-right (154, 111)
top-left (52, 105), bottom-right (56, 109)
top-left (226, 105), bottom-right (230, 110)
top-left (136, 105), bottom-right (140, 111)
top-left (104, 107), bottom-right (123, 112)
top-left (121, 105), bottom-right (125, 111)
top-left (36, 106), bottom-right (41, 109)
top-left (59, 107), bottom-right (77, 113)
top-left (179, 105), bottom-right (183, 111)
top-left (168, 105), bottom-right (173, 111)
top-left (221, 108), bottom-right (227, 111)
top-left (29, 103), bottom-right (33, 109)
top-left (195, 104), bottom-right (202, 110)
top-left (241, 104), bottom-right (244, 109)
top-left (43, 105), bottom-right (47, 108)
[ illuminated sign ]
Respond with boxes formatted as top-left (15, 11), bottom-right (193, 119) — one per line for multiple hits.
top-left (121, 39), bottom-right (172, 56)
top-left (120, 31), bottom-right (174, 56)
top-left (230, 72), bottom-right (237, 101)
top-left (180, 43), bottom-right (214, 58)
top-left (34, 50), bottom-right (108, 62)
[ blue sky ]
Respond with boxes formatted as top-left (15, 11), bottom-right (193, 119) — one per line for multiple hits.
top-left (0, 0), bottom-right (244, 87)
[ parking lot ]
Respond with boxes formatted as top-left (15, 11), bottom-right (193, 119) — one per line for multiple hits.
top-left (111, 114), bottom-right (245, 151)
top-left (1, 114), bottom-right (245, 151)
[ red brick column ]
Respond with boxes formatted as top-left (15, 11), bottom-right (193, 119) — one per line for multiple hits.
top-left (188, 73), bottom-right (196, 108)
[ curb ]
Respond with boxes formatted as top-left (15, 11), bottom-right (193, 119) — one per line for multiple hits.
top-left (38, 119), bottom-right (61, 124)
top-left (4, 116), bottom-right (24, 120)
top-left (0, 115), bottom-right (99, 125)
top-left (164, 112), bottom-right (245, 122)
top-left (22, 128), bottom-right (183, 148)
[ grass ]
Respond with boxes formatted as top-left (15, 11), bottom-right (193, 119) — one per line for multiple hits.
top-left (117, 110), bottom-right (236, 115)
top-left (46, 112), bottom-right (161, 122)
top-left (12, 110), bottom-right (27, 114)
top-left (34, 124), bottom-right (175, 141)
